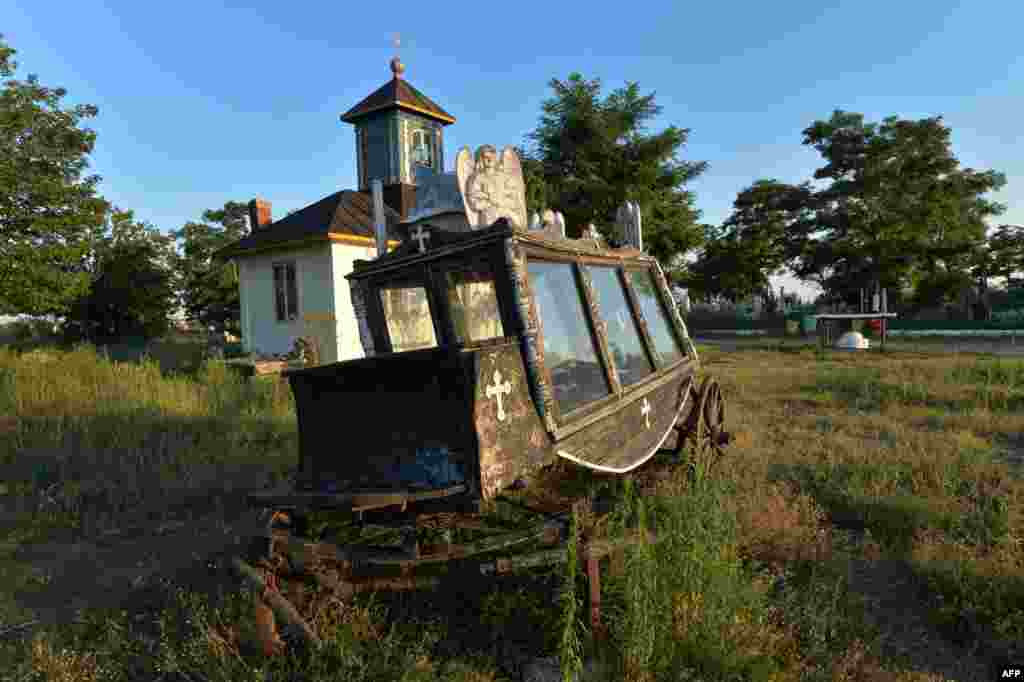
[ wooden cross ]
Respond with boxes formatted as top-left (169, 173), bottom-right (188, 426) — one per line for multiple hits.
top-left (640, 397), bottom-right (651, 429)
top-left (485, 369), bottom-right (513, 421)
top-left (411, 225), bottom-right (431, 253)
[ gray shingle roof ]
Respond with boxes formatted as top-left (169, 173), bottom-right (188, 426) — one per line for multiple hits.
top-left (216, 190), bottom-right (404, 260)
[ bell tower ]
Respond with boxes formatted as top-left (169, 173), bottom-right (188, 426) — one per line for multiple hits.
top-left (340, 48), bottom-right (455, 219)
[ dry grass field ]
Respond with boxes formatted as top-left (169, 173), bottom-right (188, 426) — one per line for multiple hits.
top-left (0, 341), bottom-right (1020, 681)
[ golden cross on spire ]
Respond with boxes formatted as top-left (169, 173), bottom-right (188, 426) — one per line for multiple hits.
top-left (389, 32), bottom-right (405, 79)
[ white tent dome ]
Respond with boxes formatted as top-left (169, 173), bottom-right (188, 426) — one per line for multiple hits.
top-left (836, 331), bottom-right (870, 350)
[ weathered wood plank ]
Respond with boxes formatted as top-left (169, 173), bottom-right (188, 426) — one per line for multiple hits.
top-left (247, 485), bottom-right (467, 512)
top-left (231, 558), bottom-right (321, 650)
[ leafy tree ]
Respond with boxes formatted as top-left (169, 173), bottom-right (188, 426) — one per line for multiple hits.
top-left (63, 208), bottom-right (177, 341)
top-left (514, 146), bottom-right (548, 219)
top-left (173, 201), bottom-right (249, 336)
top-left (525, 73), bottom-right (708, 280)
top-left (687, 179), bottom-right (814, 303)
top-left (787, 110), bottom-right (1005, 305)
top-left (683, 232), bottom-right (746, 303)
top-left (985, 223), bottom-right (1024, 288)
top-left (0, 34), bottom-right (109, 317)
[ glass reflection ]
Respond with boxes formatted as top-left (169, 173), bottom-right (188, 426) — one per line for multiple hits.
top-left (585, 265), bottom-right (653, 386)
top-left (446, 266), bottom-right (504, 343)
top-left (628, 269), bottom-right (683, 366)
top-left (380, 285), bottom-right (437, 352)
top-left (527, 260), bottom-right (610, 415)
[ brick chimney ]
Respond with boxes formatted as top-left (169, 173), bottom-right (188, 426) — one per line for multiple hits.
top-left (248, 198), bottom-right (272, 232)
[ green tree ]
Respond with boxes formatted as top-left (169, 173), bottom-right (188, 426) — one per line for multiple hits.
top-left (788, 110), bottom-right (1005, 305)
top-left (0, 34), bottom-right (109, 317)
top-left (173, 201), bottom-right (249, 336)
top-left (63, 208), bottom-right (177, 341)
top-left (525, 73), bottom-right (708, 280)
top-left (514, 146), bottom-right (548, 219)
top-left (683, 230), bottom-right (746, 303)
top-left (687, 179), bottom-right (814, 303)
top-left (985, 223), bottom-right (1024, 288)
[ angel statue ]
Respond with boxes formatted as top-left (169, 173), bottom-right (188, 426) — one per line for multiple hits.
top-left (616, 201), bottom-right (643, 252)
top-left (456, 145), bottom-right (528, 230)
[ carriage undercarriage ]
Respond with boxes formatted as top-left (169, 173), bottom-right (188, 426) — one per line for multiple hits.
top-left (233, 376), bottom-right (729, 653)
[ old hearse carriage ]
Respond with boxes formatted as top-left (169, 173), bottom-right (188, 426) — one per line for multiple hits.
top-left (259, 218), bottom-right (725, 507)
top-left (236, 185), bottom-right (730, 648)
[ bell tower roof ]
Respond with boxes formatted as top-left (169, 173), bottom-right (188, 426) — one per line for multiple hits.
top-left (340, 57), bottom-right (455, 126)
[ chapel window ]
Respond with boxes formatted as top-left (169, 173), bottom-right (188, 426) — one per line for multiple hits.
top-left (526, 259), bottom-right (610, 416)
top-left (273, 261), bottom-right (299, 322)
top-left (412, 129), bottom-right (433, 167)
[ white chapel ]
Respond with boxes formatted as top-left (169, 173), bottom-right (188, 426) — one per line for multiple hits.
top-left (216, 55), bottom-right (469, 363)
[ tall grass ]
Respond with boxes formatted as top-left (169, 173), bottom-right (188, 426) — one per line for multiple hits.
top-left (0, 344), bottom-right (296, 542)
top-left (2, 344), bottom-right (1021, 680)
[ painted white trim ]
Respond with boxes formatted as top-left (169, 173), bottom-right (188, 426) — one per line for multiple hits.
top-left (239, 260), bottom-right (253, 353)
top-left (556, 376), bottom-right (693, 474)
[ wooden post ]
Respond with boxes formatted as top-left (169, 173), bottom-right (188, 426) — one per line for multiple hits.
top-left (231, 558), bottom-right (321, 651)
top-left (881, 288), bottom-right (888, 350)
top-left (586, 551), bottom-right (604, 642)
top-left (372, 179), bottom-right (387, 257)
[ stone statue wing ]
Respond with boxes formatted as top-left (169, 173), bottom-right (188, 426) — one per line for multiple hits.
top-left (455, 147), bottom-right (478, 226)
top-left (500, 146), bottom-right (528, 229)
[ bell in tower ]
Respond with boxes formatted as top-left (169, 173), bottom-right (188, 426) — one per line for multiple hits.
top-left (340, 52), bottom-right (455, 220)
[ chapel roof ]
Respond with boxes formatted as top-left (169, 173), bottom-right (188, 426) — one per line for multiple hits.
top-left (215, 190), bottom-right (403, 260)
top-left (340, 57), bottom-right (455, 125)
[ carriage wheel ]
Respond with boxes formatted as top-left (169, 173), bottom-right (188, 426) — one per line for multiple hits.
top-left (686, 377), bottom-right (728, 483)
top-left (703, 379), bottom-right (728, 457)
top-left (672, 377), bottom-right (704, 464)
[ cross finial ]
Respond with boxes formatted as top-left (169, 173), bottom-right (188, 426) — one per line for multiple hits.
top-left (389, 33), bottom-right (405, 79)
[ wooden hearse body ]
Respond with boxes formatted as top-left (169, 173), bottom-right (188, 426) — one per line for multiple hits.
top-left (278, 218), bottom-right (700, 510)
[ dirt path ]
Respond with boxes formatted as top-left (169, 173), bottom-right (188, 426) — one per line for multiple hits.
top-left (5, 512), bottom-right (265, 631)
top-left (843, 556), bottom-right (992, 681)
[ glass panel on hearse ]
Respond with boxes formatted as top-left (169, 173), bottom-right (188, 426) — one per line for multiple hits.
top-left (526, 258), bottom-right (611, 416)
top-left (584, 264), bottom-right (655, 387)
top-left (444, 260), bottom-right (505, 344)
top-left (378, 281), bottom-right (439, 353)
top-left (627, 267), bottom-right (684, 367)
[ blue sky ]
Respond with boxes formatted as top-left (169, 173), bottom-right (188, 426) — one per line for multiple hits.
top-left (5, 0), bottom-right (1022, 304)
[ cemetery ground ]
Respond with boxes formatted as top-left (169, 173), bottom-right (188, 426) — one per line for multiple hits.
top-left (0, 341), bottom-right (1021, 681)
